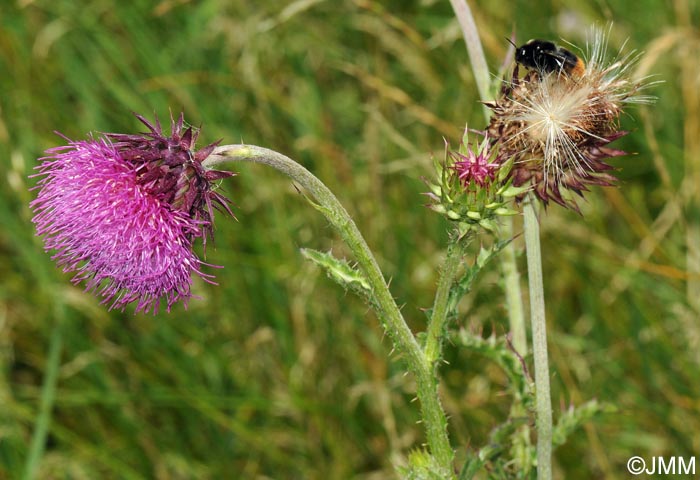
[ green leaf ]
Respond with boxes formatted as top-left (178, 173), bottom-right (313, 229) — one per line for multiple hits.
top-left (399, 449), bottom-right (451, 480)
top-left (300, 248), bottom-right (372, 300)
top-left (552, 400), bottom-right (615, 448)
top-left (457, 455), bottom-right (484, 480)
top-left (453, 329), bottom-right (532, 406)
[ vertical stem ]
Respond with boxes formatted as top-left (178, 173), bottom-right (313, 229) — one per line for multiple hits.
top-left (206, 145), bottom-right (455, 477)
top-left (501, 219), bottom-right (527, 355)
top-left (22, 308), bottom-right (64, 480)
top-left (424, 236), bottom-right (468, 365)
top-left (448, 0), bottom-right (491, 116)
top-left (522, 194), bottom-right (552, 480)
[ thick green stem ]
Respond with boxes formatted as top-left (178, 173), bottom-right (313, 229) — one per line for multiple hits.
top-left (424, 236), bottom-right (467, 365)
top-left (522, 195), bottom-right (552, 480)
top-left (23, 308), bottom-right (64, 480)
top-left (205, 145), bottom-right (455, 476)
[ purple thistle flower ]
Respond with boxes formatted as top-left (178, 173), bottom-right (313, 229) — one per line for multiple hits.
top-left (451, 139), bottom-right (499, 187)
top-left (30, 113), bottom-right (234, 314)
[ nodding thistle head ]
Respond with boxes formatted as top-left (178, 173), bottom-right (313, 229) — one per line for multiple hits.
top-left (30, 113), bottom-right (234, 314)
top-left (486, 27), bottom-right (654, 211)
top-left (106, 113), bottom-right (234, 243)
top-left (424, 130), bottom-right (523, 236)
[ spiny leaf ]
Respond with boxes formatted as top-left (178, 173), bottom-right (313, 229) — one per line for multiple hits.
top-left (300, 248), bottom-right (372, 300)
top-left (453, 329), bottom-right (533, 407)
top-left (552, 400), bottom-right (615, 448)
top-left (300, 248), bottom-right (370, 291)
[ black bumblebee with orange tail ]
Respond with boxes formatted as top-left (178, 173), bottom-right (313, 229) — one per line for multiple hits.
top-left (514, 39), bottom-right (586, 78)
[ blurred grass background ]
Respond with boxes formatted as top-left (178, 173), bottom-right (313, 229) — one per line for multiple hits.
top-left (1, 0), bottom-right (698, 478)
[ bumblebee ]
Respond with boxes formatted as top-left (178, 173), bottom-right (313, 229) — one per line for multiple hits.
top-left (514, 39), bottom-right (586, 78)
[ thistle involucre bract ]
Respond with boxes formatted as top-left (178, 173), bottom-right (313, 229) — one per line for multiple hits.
top-left (486, 28), bottom-right (653, 210)
top-left (31, 114), bottom-right (234, 314)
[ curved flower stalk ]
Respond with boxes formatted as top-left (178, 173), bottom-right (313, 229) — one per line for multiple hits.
top-left (30, 113), bottom-right (234, 314)
top-left (204, 144), bottom-right (456, 478)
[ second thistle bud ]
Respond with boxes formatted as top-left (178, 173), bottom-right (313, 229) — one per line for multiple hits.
top-left (425, 131), bottom-right (524, 236)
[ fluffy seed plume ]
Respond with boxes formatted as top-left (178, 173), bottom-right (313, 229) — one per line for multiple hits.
top-left (486, 27), bottom-right (654, 210)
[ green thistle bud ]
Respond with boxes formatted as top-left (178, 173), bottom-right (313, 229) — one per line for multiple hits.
top-left (424, 130), bottom-right (519, 235)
